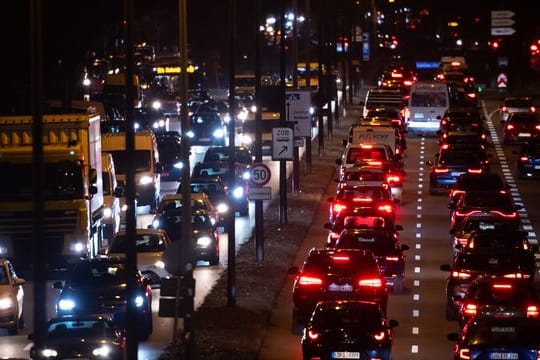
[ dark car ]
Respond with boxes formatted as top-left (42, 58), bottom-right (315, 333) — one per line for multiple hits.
top-left (502, 112), bottom-right (540, 145)
top-left (448, 317), bottom-right (540, 360)
top-left (151, 207), bottom-right (220, 266)
top-left (134, 106), bottom-right (170, 132)
top-left (438, 130), bottom-right (488, 150)
top-left (155, 131), bottom-right (183, 182)
top-left (458, 277), bottom-right (540, 329)
top-left (302, 300), bottom-right (398, 360)
top-left (289, 248), bottom-right (388, 331)
top-left (514, 140), bottom-right (540, 179)
top-left (499, 96), bottom-right (536, 122)
top-left (177, 177), bottom-right (230, 225)
top-left (333, 227), bottom-right (409, 293)
top-left (447, 172), bottom-right (508, 210)
top-left (203, 145), bottom-right (254, 168)
top-left (53, 257), bottom-right (153, 341)
top-left (190, 161), bottom-right (249, 216)
top-left (29, 315), bottom-right (125, 360)
top-left (186, 110), bottom-right (226, 146)
top-left (449, 190), bottom-right (521, 231)
top-left (440, 249), bottom-right (536, 321)
top-left (426, 147), bottom-right (491, 195)
top-left (438, 107), bottom-right (484, 134)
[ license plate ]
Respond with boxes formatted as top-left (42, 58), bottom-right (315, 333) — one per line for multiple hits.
top-left (518, 133), bottom-right (531, 137)
top-left (332, 352), bottom-right (360, 359)
top-left (200, 137), bottom-right (210, 141)
top-left (451, 172), bottom-right (464, 177)
top-left (328, 283), bottom-right (353, 292)
top-left (534, 165), bottom-right (540, 169)
top-left (489, 353), bottom-right (518, 360)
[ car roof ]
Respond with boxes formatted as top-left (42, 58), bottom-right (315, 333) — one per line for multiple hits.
top-left (114, 228), bottom-right (167, 237)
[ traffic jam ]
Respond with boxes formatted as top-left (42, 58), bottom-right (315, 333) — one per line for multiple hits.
top-left (289, 59), bottom-right (540, 360)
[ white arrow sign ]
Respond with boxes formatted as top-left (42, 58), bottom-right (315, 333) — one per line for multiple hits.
top-left (491, 18), bottom-right (515, 27)
top-left (491, 10), bottom-right (515, 19)
top-left (491, 27), bottom-right (516, 36)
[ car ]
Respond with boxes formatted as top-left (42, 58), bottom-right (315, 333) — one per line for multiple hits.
top-left (438, 107), bottom-right (485, 134)
top-left (151, 207), bottom-right (220, 266)
top-left (333, 227), bottom-right (409, 293)
top-left (133, 106), bottom-right (170, 132)
top-left (458, 277), bottom-right (540, 329)
top-left (501, 112), bottom-right (540, 145)
top-left (499, 96), bottom-right (536, 122)
top-left (103, 228), bottom-right (172, 285)
top-left (176, 177), bottom-right (229, 226)
top-left (156, 192), bottom-right (220, 227)
top-left (53, 256), bottom-right (153, 341)
top-left (185, 110), bottom-right (226, 146)
top-left (448, 317), bottom-right (540, 360)
top-left (440, 249), bottom-right (536, 321)
top-left (0, 259), bottom-right (25, 335)
top-left (327, 185), bottom-right (396, 225)
top-left (190, 161), bottom-right (250, 216)
top-left (514, 140), bottom-right (540, 179)
top-left (155, 131), bottom-right (183, 182)
top-left (449, 190), bottom-right (521, 231)
top-left (447, 172), bottom-right (509, 209)
top-left (29, 315), bottom-right (125, 360)
top-left (335, 143), bottom-right (403, 180)
top-left (438, 130), bottom-right (488, 150)
top-left (302, 300), bottom-right (398, 360)
top-left (426, 147), bottom-right (491, 195)
top-left (289, 248), bottom-right (388, 331)
top-left (203, 145), bottom-right (254, 169)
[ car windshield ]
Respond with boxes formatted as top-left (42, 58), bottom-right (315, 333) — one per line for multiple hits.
top-left (109, 233), bottom-right (167, 253)
top-left (192, 164), bottom-right (229, 178)
top-left (107, 150), bottom-right (152, 173)
top-left (509, 113), bottom-right (540, 122)
top-left (47, 320), bottom-right (115, 339)
top-left (336, 231), bottom-right (397, 254)
top-left (456, 253), bottom-right (524, 272)
top-left (311, 305), bottom-right (382, 329)
top-left (69, 262), bottom-right (127, 286)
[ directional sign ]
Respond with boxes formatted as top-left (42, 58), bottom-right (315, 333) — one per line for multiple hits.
top-left (248, 186), bottom-right (271, 200)
top-left (285, 90), bottom-right (312, 138)
top-left (249, 163), bottom-right (271, 186)
top-left (491, 10), bottom-right (515, 19)
top-left (491, 27), bottom-right (516, 36)
top-left (272, 127), bottom-right (294, 161)
top-left (491, 18), bottom-right (515, 27)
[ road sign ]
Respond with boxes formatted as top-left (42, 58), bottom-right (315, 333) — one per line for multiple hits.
top-left (491, 18), bottom-right (515, 27)
top-left (285, 90), bottom-right (312, 138)
top-left (249, 163), bottom-right (271, 186)
top-left (497, 73), bottom-right (508, 88)
top-left (248, 186), bottom-right (271, 200)
top-left (491, 10), bottom-right (515, 19)
top-left (272, 127), bottom-right (294, 161)
top-left (491, 27), bottom-right (516, 36)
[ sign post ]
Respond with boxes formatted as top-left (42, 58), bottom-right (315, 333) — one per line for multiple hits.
top-left (491, 10), bottom-right (516, 36)
top-left (272, 127), bottom-right (294, 160)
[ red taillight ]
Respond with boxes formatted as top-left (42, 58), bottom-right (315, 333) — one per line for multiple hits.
top-left (489, 210), bottom-right (517, 218)
top-left (331, 255), bottom-right (350, 262)
top-left (535, 124), bottom-right (540, 131)
top-left (456, 237), bottom-right (468, 246)
top-left (467, 168), bottom-right (482, 174)
top-left (450, 190), bottom-right (465, 198)
top-left (455, 210), bottom-right (480, 217)
top-left (434, 167), bottom-right (449, 173)
top-left (373, 330), bottom-right (386, 341)
top-left (298, 275), bottom-right (323, 286)
top-left (501, 106), bottom-right (508, 112)
top-left (531, 106), bottom-right (537, 112)
top-left (527, 305), bottom-right (540, 317)
top-left (377, 204), bottom-right (394, 213)
top-left (506, 124), bottom-right (515, 130)
top-left (503, 273), bottom-right (524, 279)
top-left (492, 283), bottom-right (512, 289)
top-left (403, 80), bottom-right (413, 87)
top-left (520, 156), bottom-right (530, 162)
top-left (451, 271), bottom-right (471, 279)
top-left (459, 348), bottom-right (470, 359)
top-left (367, 161), bottom-right (382, 166)
top-left (463, 303), bottom-right (477, 316)
top-left (385, 256), bottom-right (399, 261)
top-left (360, 144), bottom-right (373, 149)
top-left (386, 175), bottom-right (402, 184)
top-left (358, 278), bottom-right (383, 287)
top-left (353, 197), bottom-right (373, 203)
top-left (332, 202), bottom-right (347, 213)
top-left (308, 329), bottom-right (320, 340)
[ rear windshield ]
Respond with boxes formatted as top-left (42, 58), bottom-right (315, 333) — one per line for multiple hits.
top-left (303, 251), bottom-right (378, 274)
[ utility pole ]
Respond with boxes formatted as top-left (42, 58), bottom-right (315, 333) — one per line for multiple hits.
top-left (279, 0), bottom-right (287, 225)
top-left (254, 0), bottom-right (264, 262)
top-left (304, 0), bottom-right (312, 173)
top-left (291, 0), bottom-right (300, 194)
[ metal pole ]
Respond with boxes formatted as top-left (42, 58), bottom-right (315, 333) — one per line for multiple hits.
top-left (304, 0), bottom-right (312, 173)
top-left (30, 0), bottom-right (47, 351)
top-left (254, 0), bottom-right (264, 262)
top-left (279, 0), bottom-right (288, 225)
top-left (317, 0), bottom-right (325, 157)
top-left (227, 0), bottom-right (237, 305)
top-left (178, 0), bottom-right (195, 357)
top-left (123, 0), bottom-right (139, 357)
top-left (291, 0), bottom-right (300, 194)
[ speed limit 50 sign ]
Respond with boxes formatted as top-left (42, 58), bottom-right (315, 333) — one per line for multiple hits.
top-left (249, 163), bottom-right (271, 186)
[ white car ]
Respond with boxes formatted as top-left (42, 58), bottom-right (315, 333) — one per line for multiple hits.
top-left (0, 259), bottom-right (25, 335)
top-left (103, 228), bottom-right (172, 285)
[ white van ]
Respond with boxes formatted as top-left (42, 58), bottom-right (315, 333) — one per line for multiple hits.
top-left (101, 152), bottom-right (123, 243)
top-left (407, 81), bottom-right (449, 136)
top-left (102, 130), bottom-right (162, 209)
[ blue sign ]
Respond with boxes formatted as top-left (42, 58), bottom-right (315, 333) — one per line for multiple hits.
top-left (415, 61), bottom-right (440, 69)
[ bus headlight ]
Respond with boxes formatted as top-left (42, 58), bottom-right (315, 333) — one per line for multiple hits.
top-left (71, 242), bottom-right (85, 253)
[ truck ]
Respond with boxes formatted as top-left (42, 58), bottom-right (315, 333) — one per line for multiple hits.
top-left (347, 121), bottom-right (400, 155)
top-left (0, 111), bottom-right (105, 270)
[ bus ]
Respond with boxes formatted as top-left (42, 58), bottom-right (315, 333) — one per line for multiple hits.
top-left (407, 80), bottom-right (449, 136)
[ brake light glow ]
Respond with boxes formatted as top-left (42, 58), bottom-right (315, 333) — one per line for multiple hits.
top-left (332, 203), bottom-right (348, 213)
top-left (403, 80), bottom-right (413, 87)
top-left (373, 330), bottom-right (386, 341)
top-left (358, 278), bottom-right (383, 287)
top-left (385, 256), bottom-right (399, 261)
top-left (378, 205), bottom-right (394, 213)
top-left (451, 271), bottom-right (471, 279)
top-left (298, 275), bottom-right (323, 286)
top-left (459, 348), bottom-right (470, 359)
top-left (454, 210), bottom-right (481, 217)
top-left (307, 329), bottom-right (320, 340)
top-left (353, 197), bottom-right (373, 203)
top-left (492, 284), bottom-right (512, 289)
top-left (506, 124), bottom-right (515, 130)
top-left (367, 161), bottom-right (383, 166)
top-left (501, 106), bottom-right (508, 112)
top-left (331, 255), bottom-right (350, 262)
top-left (503, 273), bottom-right (524, 279)
top-left (434, 168), bottom-right (449, 173)
top-left (360, 144), bottom-right (373, 149)
top-left (531, 106), bottom-right (537, 112)
top-left (456, 237), bottom-right (468, 246)
top-left (490, 210), bottom-right (517, 218)
top-left (536, 124), bottom-right (540, 131)
top-left (527, 305), bottom-right (539, 317)
top-left (463, 303), bottom-right (477, 316)
top-left (386, 175), bottom-right (402, 184)
top-left (467, 168), bottom-right (482, 174)
top-left (520, 156), bottom-right (529, 162)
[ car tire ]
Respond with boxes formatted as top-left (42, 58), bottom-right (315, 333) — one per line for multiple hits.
top-left (139, 315), bottom-right (153, 341)
top-left (393, 276), bottom-right (404, 294)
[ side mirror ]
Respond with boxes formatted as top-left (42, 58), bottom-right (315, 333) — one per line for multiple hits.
top-left (89, 185), bottom-right (98, 195)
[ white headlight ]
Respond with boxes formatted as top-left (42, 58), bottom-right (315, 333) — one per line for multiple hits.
top-left (139, 176), bottom-right (153, 185)
top-left (237, 110), bottom-right (248, 121)
top-left (152, 100), bottom-right (162, 110)
top-left (186, 130), bottom-right (195, 138)
top-left (121, 204), bottom-right (128, 212)
top-left (92, 345), bottom-right (111, 357)
top-left (103, 207), bottom-right (112, 218)
top-left (0, 297), bottom-right (13, 310)
top-left (216, 203), bottom-right (229, 214)
top-left (223, 114), bottom-right (231, 123)
top-left (197, 236), bottom-right (212, 247)
top-left (174, 162), bottom-right (184, 169)
top-left (232, 187), bottom-right (244, 199)
top-left (152, 219), bottom-right (160, 229)
top-left (241, 134), bottom-right (253, 145)
top-left (41, 349), bottom-right (58, 358)
top-left (155, 260), bottom-right (165, 269)
top-left (134, 122), bottom-right (140, 130)
top-left (134, 295), bottom-right (144, 308)
top-left (58, 299), bottom-right (76, 311)
top-left (242, 171), bottom-right (250, 180)
top-left (71, 243), bottom-right (85, 253)
top-left (250, 105), bottom-right (257, 113)
top-left (213, 129), bottom-right (224, 138)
